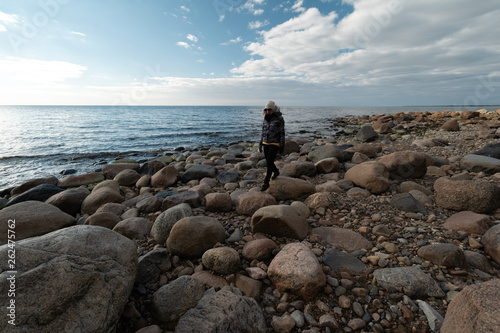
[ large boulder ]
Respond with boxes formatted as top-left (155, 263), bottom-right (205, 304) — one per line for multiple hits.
top-left (356, 125), bottom-right (378, 142)
top-left (11, 176), bottom-right (58, 196)
top-left (166, 216), bottom-right (226, 258)
top-left (322, 248), bottom-right (367, 275)
top-left (242, 238), bottom-right (278, 261)
top-left (345, 143), bottom-right (382, 158)
top-left (0, 225), bottom-right (137, 333)
top-left (151, 166), bottom-right (179, 188)
top-left (282, 161), bottom-right (316, 178)
top-left (443, 211), bottom-right (493, 235)
top-left (161, 191), bottom-right (204, 210)
top-left (150, 203), bottom-right (193, 245)
top-left (308, 144), bottom-right (344, 163)
top-left (114, 169), bottom-right (142, 187)
top-left (373, 267), bottom-right (445, 298)
top-left (152, 275), bottom-right (206, 323)
top-left (311, 227), bottom-right (372, 253)
top-left (205, 192), bottom-right (232, 212)
top-left (434, 177), bottom-right (500, 213)
top-left (6, 184), bottom-right (64, 207)
top-left (265, 176), bottom-right (315, 201)
top-left (268, 243), bottom-right (326, 301)
top-left (390, 193), bottom-right (427, 215)
top-left (460, 154), bottom-right (500, 174)
top-left (417, 243), bottom-right (468, 268)
top-left (175, 287), bottom-right (266, 333)
top-left (344, 161), bottom-right (390, 194)
top-left (236, 190), bottom-right (276, 216)
top-left (112, 217), bottom-right (153, 240)
top-left (85, 212), bottom-right (121, 229)
top-left (81, 187), bottom-right (124, 215)
top-left (102, 163), bottom-right (140, 179)
top-left (202, 247), bottom-right (241, 275)
top-left (136, 248), bottom-right (172, 286)
top-left (180, 164), bottom-right (217, 183)
top-left (472, 143), bottom-right (500, 159)
top-left (45, 188), bottom-right (89, 216)
top-left (482, 224), bottom-right (500, 265)
top-left (57, 172), bottom-right (105, 188)
top-left (0, 201), bottom-right (75, 245)
top-left (251, 205), bottom-right (309, 240)
top-left (441, 279), bottom-right (500, 333)
top-left (378, 151), bottom-right (432, 179)
top-left (315, 157), bottom-right (341, 174)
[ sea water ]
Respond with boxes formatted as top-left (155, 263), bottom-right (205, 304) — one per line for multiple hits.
top-left (1, 105), bottom-right (498, 189)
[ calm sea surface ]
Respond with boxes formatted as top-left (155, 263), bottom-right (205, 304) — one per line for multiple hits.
top-left (1, 105), bottom-right (499, 190)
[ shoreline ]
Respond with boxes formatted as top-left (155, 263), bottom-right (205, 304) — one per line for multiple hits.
top-left (1, 108), bottom-right (500, 332)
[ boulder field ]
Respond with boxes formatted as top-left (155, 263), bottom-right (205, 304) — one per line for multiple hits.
top-left (1, 109), bottom-right (500, 333)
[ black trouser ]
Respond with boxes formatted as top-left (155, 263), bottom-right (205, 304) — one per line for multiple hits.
top-left (263, 144), bottom-right (279, 183)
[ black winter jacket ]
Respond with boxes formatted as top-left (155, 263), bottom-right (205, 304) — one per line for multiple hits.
top-left (260, 111), bottom-right (285, 148)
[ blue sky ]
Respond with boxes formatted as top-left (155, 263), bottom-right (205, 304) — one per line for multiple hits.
top-left (0, 0), bottom-right (499, 106)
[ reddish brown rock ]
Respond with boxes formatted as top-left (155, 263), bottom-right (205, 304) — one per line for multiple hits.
top-left (441, 279), bottom-right (500, 333)
top-left (0, 201), bottom-right (76, 245)
top-left (58, 172), bottom-right (105, 188)
top-left (166, 216), bottom-right (226, 258)
top-left (443, 211), bottom-right (493, 235)
top-left (236, 190), bottom-right (276, 216)
top-left (242, 238), bottom-right (278, 260)
top-left (202, 247), bottom-right (240, 275)
top-left (191, 271), bottom-right (229, 289)
top-left (81, 187), bottom-right (124, 215)
top-left (45, 188), bottom-right (89, 216)
top-left (378, 151), bottom-right (432, 179)
top-left (85, 212), bottom-right (121, 229)
top-left (315, 157), bottom-right (340, 174)
top-left (417, 243), bottom-right (468, 268)
top-left (251, 205), bottom-right (309, 240)
top-left (344, 161), bottom-right (390, 194)
top-left (482, 224), bottom-right (500, 265)
top-left (266, 176), bottom-right (316, 201)
top-left (114, 169), bottom-right (141, 187)
top-left (112, 217), bottom-right (153, 240)
top-left (346, 143), bottom-right (382, 158)
top-left (282, 161), bottom-right (316, 178)
top-left (102, 163), bottom-right (140, 179)
top-left (441, 119), bottom-right (460, 131)
top-left (151, 166), bottom-right (179, 188)
top-left (268, 243), bottom-right (326, 301)
top-left (434, 177), bottom-right (500, 213)
top-left (205, 192), bottom-right (232, 212)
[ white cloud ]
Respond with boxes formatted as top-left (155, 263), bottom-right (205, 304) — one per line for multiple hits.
top-left (0, 25), bottom-right (6, 32)
top-left (0, 11), bottom-right (19, 25)
top-left (249, 20), bottom-right (269, 29)
top-left (238, 0), bottom-right (265, 15)
top-left (176, 41), bottom-right (190, 49)
top-left (180, 6), bottom-right (190, 12)
top-left (230, 0), bottom-right (500, 107)
top-left (70, 31), bottom-right (86, 37)
top-left (221, 36), bottom-right (242, 45)
top-left (186, 34), bottom-right (198, 42)
top-left (0, 56), bottom-right (86, 84)
top-left (291, 0), bottom-right (306, 13)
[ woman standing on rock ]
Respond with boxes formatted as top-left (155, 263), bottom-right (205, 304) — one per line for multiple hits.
top-left (259, 100), bottom-right (285, 191)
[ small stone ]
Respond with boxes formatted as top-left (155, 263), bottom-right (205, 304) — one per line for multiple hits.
top-left (348, 318), bottom-right (366, 330)
top-left (339, 295), bottom-right (351, 309)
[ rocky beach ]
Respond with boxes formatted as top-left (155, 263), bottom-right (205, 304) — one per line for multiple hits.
top-left (1, 109), bottom-right (500, 333)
